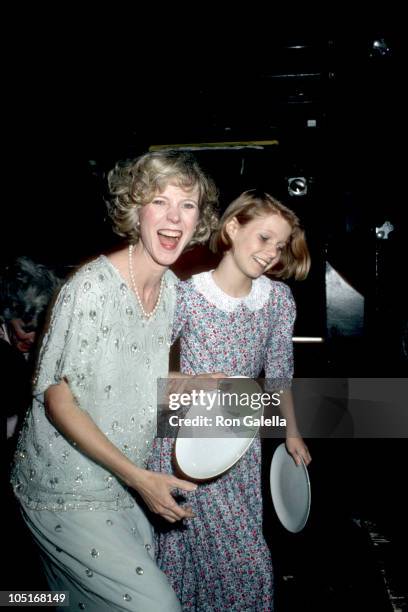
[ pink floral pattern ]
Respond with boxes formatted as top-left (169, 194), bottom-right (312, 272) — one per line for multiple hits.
top-left (148, 272), bottom-right (296, 611)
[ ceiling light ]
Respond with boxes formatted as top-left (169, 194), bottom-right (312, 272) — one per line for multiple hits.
top-left (288, 177), bottom-right (308, 196)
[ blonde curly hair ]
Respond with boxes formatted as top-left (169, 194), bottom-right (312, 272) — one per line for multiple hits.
top-left (107, 151), bottom-right (219, 247)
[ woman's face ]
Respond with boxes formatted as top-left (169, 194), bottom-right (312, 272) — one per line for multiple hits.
top-left (226, 213), bottom-right (292, 279)
top-left (138, 181), bottom-right (200, 267)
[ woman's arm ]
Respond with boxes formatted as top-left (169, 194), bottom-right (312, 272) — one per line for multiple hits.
top-left (45, 380), bottom-right (197, 523)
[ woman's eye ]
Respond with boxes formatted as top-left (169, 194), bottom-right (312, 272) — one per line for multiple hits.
top-left (260, 235), bottom-right (269, 242)
top-left (182, 202), bottom-right (197, 209)
top-left (153, 199), bottom-right (165, 206)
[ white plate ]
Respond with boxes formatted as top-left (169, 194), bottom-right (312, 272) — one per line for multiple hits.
top-left (175, 377), bottom-right (262, 481)
top-left (270, 442), bottom-right (311, 533)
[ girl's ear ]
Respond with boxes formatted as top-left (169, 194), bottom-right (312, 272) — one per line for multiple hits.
top-left (225, 217), bottom-right (240, 242)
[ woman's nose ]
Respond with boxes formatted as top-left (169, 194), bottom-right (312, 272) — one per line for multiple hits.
top-left (166, 205), bottom-right (181, 224)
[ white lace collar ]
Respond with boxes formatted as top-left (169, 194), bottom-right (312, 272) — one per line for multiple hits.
top-left (192, 271), bottom-right (271, 313)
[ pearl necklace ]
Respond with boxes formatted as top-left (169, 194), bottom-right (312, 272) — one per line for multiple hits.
top-left (128, 244), bottom-right (164, 319)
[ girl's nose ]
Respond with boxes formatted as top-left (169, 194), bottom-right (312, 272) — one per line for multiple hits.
top-left (266, 245), bottom-right (278, 259)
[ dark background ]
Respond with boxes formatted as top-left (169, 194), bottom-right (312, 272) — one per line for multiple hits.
top-left (3, 23), bottom-right (407, 610)
top-left (5, 29), bottom-right (406, 371)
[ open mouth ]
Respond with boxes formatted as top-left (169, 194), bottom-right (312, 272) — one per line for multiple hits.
top-left (157, 230), bottom-right (182, 250)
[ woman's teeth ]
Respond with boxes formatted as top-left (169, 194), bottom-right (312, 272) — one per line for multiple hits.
top-left (157, 230), bottom-right (181, 241)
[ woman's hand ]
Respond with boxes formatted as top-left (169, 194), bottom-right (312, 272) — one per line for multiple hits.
top-left (131, 470), bottom-right (198, 523)
top-left (285, 436), bottom-right (312, 467)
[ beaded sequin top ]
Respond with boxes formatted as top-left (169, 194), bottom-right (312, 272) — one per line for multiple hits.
top-left (11, 256), bottom-right (177, 512)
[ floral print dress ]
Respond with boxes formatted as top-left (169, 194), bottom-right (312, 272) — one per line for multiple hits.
top-left (149, 271), bottom-right (296, 611)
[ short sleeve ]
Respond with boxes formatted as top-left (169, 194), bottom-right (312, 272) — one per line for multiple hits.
top-left (264, 283), bottom-right (296, 385)
top-left (33, 270), bottom-right (106, 404)
top-left (171, 280), bottom-right (190, 344)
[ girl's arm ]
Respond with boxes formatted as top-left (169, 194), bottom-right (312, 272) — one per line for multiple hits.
top-left (265, 283), bottom-right (311, 465)
top-left (170, 282), bottom-right (227, 387)
top-left (278, 389), bottom-right (312, 466)
top-left (45, 380), bottom-right (197, 523)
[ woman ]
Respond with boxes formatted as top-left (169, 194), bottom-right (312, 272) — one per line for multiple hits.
top-left (150, 190), bottom-right (311, 611)
top-left (11, 150), bottom-right (218, 611)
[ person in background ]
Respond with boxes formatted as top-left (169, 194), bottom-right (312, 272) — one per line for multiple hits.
top-left (2, 257), bottom-right (61, 593)
top-left (1, 256), bottom-right (61, 449)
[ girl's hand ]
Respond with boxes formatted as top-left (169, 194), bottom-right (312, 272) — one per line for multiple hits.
top-left (191, 372), bottom-right (228, 392)
top-left (132, 470), bottom-right (198, 523)
top-left (167, 372), bottom-right (228, 395)
top-left (285, 436), bottom-right (312, 467)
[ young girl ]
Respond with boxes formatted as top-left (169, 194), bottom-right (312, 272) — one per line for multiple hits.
top-left (149, 189), bottom-right (312, 611)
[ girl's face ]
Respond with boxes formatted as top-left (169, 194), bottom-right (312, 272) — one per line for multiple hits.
top-left (226, 213), bottom-right (292, 279)
top-left (138, 181), bottom-right (200, 267)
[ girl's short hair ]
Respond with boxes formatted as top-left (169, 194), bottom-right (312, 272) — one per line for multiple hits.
top-left (210, 189), bottom-right (310, 280)
top-left (107, 150), bottom-right (219, 247)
